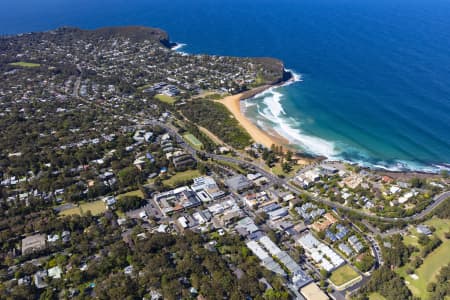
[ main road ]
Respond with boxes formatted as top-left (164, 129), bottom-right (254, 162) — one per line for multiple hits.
top-left (147, 119), bottom-right (450, 223)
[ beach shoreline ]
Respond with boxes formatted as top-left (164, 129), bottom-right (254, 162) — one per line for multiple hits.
top-left (217, 87), bottom-right (288, 149)
top-left (218, 77), bottom-right (446, 175)
top-left (217, 74), bottom-right (302, 151)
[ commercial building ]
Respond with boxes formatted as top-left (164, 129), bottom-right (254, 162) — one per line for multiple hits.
top-left (191, 176), bottom-right (225, 202)
top-left (225, 175), bottom-right (253, 192)
top-left (154, 186), bottom-right (201, 216)
top-left (300, 282), bottom-right (329, 300)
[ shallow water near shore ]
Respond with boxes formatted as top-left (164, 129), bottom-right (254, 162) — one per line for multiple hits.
top-left (3, 0), bottom-right (450, 172)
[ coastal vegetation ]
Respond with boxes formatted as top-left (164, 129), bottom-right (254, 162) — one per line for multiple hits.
top-left (180, 99), bottom-right (252, 149)
top-left (0, 24), bottom-right (448, 300)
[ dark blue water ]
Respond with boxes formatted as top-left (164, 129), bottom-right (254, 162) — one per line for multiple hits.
top-left (2, 0), bottom-right (450, 171)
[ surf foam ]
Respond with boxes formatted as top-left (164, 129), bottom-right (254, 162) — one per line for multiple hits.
top-left (172, 43), bottom-right (188, 55)
top-left (247, 86), bottom-right (338, 158)
top-left (243, 73), bottom-right (444, 173)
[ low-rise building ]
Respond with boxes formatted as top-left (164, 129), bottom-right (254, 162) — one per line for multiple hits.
top-left (338, 243), bottom-right (353, 257)
top-left (416, 225), bottom-right (432, 236)
top-left (154, 186), bottom-right (201, 216)
top-left (172, 153), bottom-right (196, 170)
top-left (191, 176), bottom-right (225, 202)
top-left (300, 282), bottom-right (329, 300)
top-left (48, 266), bottom-right (62, 279)
top-left (33, 270), bottom-right (48, 289)
top-left (348, 235), bottom-right (364, 253)
top-left (225, 175), bottom-right (253, 192)
top-left (22, 234), bottom-right (46, 255)
top-left (297, 232), bottom-right (344, 272)
top-left (267, 207), bottom-right (289, 221)
top-left (245, 240), bottom-right (286, 276)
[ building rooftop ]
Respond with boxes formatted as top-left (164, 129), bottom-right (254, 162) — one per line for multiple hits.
top-left (225, 175), bottom-right (253, 192)
top-left (22, 234), bottom-right (46, 255)
top-left (300, 282), bottom-right (329, 300)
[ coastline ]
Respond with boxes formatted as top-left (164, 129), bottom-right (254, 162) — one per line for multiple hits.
top-left (217, 74), bottom-right (303, 151)
top-left (217, 86), bottom-right (289, 149)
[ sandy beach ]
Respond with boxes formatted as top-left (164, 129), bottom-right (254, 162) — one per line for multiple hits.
top-left (217, 86), bottom-right (289, 149)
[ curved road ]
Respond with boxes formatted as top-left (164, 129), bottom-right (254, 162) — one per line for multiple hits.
top-left (149, 120), bottom-right (450, 223)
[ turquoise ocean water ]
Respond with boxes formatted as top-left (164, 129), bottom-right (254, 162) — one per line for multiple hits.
top-left (2, 0), bottom-right (450, 171)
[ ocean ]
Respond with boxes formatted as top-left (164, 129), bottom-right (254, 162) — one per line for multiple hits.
top-left (2, 0), bottom-right (450, 172)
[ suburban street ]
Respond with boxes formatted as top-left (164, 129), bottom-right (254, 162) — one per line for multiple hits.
top-left (143, 118), bottom-right (449, 299)
top-left (148, 119), bottom-right (450, 225)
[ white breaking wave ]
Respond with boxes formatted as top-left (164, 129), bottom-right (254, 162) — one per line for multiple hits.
top-left (242, 100), bottom-right (257, 108)
top-left (350, 158), bottom-right (442, 173)
top-left (171, 43), bottom-right (187, 51)
top-left (248, 86), bottom-right (338, 158)
top-left (284, 68), bottom-right (303, 86)
top-left (245, 71), bottom-right (441, 173)
top-left (262, 89), bottom-right (286, 117)
top-left (172, 43), bottom-right (188, 56)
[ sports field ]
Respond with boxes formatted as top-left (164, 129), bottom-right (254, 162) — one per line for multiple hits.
top-left (183, 133), bottom-right (203, 149)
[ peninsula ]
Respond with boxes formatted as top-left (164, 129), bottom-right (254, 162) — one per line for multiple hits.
top-left (0, 26), bottom-right (448, 300)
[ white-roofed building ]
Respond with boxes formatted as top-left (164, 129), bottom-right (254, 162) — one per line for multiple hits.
top-left (267, 207), bottom-right (289, 221)
top-left (246, 241), bottom-right (286, 276)
top-left (191, 176), bottom-right (225, 202)
top-left (297, 232), bottom-right (344, 272)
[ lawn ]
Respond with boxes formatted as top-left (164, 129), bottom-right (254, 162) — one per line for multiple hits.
top-left (329, 264), bottom-right (361, 287)
top-left (9, 61), bottom-right (41, 68)
top-left (368, 293), bottom-right (386, 300)
top-left (271, 162), bottom-right (303, 177)
top-left (183, 133), bottom-right (203, 149)
top-left (162, 169), bottom-right (201, 187)
top-left (397, 217), bottom-right (450, 299)
top-left (117, 189), bottom-right (144, 199)
top-left (402, 230), bottom-right (421, 248)
top-left (155, 94), bottom-right (176, 104)
top-left (59, 200), bottom-right (106, 216)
